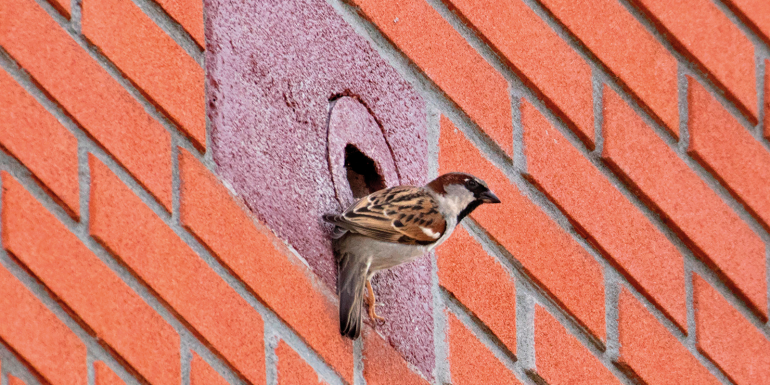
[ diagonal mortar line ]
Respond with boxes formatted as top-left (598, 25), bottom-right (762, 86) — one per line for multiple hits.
top-left (0, 343), bottom-right (46, 385)
top-left (129, 0), bottom-right (205, 66)
top-left (440, 288), bottom-right (538, 385)
top-left (27, 0), bottom-right (206, 155)
top-left (712, 0), bottom-right (770, 56)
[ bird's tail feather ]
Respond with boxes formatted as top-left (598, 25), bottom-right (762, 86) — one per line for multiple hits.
top-left (337, 251), bottom-right (368, 339)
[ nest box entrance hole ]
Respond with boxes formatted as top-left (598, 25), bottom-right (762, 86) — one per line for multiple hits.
top-left (344, 144), bottom-right (386, 199)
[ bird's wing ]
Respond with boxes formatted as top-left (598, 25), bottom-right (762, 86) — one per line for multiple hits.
top-left (329, 186), bottom-right (447, 245)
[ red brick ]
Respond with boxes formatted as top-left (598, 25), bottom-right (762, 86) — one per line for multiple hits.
top-left (276, 341), bottom-right (325, 385)
top-left (0, 265), bottom-right (87, 385)
top-left (534, 306), bottom-right (620, 385)
top-left (94, 362), bottom-right (125, 385)
top-left (88, 156), bottom-right (265, 385)
top-left (617, 289), bottom-right (720, 385)
top-left (447, 313), bottom-right (521, 385)
top-left (82, 0), bottom-right (205, 150)
top-left (445, 0), bottom-right (594, 146)
top-left (436, 226), bottom-right (516, 353)
top-left (8, 375), bottom-right (25, 385)
top-left (177, 148), bottom-right (353, 382)
top-left (539, 0), bottom-right (679, 136)
top-left (190, 353), bottom-right (229, 385)
top-left (604, 85), bottom-right (768, 316)
top-left (439, 116), bottom-right (605, 340)
top-left (155, 0), bottom-right (204, 47)
top-left (725, 0), bottom-right (770, 43)
top-left (2, 173), bottom-right (180, 385)
top-left (636, 0), bottom-right (756, 119)
top-left (689, 78), bottom-right (770, 232)
top-left (523, 100), bottom-right (686, 329)
top-left (0, 0), bottom-right (172, 211)
top-left (350, 0), bottom-right (513, 155)
top-left (694, 275), bottom-right (770, 385)
top-left (362, 328), bottom-right (429, 385)
top-left (0, 68), bottom-right (79, 219)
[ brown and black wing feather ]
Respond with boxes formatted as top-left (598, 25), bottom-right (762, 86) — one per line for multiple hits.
top-left (325, 186), bottom-right (447, 245)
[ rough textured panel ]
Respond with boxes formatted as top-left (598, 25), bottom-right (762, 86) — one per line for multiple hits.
top-left (539, 0), bottom-right (679, 136)
top-left (155, 0), bottom-right (204, 46)
top-left (0, 68), bottom-right (79, 218)
top-left (350, 0), bottom-right (512, 154)
top-left (636, 0), bottom-right (756, 118)
top-left (694, 275), bottom-right (770, 385)
top-left (190, 353), bottom-right (229, 385)
top-left (8, 375), bottom-right (25, 385)
top-left (206, 0), bottom-right (433, 373)
top-left (0, 264), bottom-right (87, 385)
top-left (362, 328), bottom-right (429, 385)
top-left (94, 362), bottom-right (126, 385)
top-left (2, 174), bottom-right (180, 385)
top-left (604, 85), bottom-right (767, 316)
top-left (0, 0), bottom-right (172, 211)
top-left (688, 78), bottom-right (770, 232)
top-left (82, 0), bottom-right (206, 150)
top-left (447, 313), bottom-right (521, 385)
top-left (439, 116), bottom-right (605, 340)
top-left (522, 100), bottom-right (686, 329)
top-left (437, 226), bottom-right (517, 353)
top-left (534, 306), bottom-right (620, 385)
top-left (447, 0), bottom-right (594, 145)
top-left (276, 341), bottom-right (325, 385)
top-left (88, 157), bottom-right (265, 385)
top-left (617, 289), bottom-right (720, 385)
top-left (178, 149), bottom-right (353, 382)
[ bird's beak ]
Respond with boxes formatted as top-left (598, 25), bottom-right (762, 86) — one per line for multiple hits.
top-left (479, 190), bottom-right (501, 204)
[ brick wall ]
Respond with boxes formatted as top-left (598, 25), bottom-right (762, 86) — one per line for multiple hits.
top-left (0, 0), bottom-right (769, 383)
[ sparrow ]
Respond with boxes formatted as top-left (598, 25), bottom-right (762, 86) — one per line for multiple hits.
top-left (323, 172), bottom-right (501, 339)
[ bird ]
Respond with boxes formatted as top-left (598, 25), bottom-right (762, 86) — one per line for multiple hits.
top-left (323, 172), bottom-right (501, 339)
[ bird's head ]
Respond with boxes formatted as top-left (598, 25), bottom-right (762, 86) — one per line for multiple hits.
top-left (426, 172), bottom-right (500, 222)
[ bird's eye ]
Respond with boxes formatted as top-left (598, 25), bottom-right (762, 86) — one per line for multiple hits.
top-left (466, 179), bottom-right (478, 188)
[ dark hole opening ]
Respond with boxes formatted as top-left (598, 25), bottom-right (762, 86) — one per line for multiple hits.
top-left (345, 144), bottom-right (386, 198)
